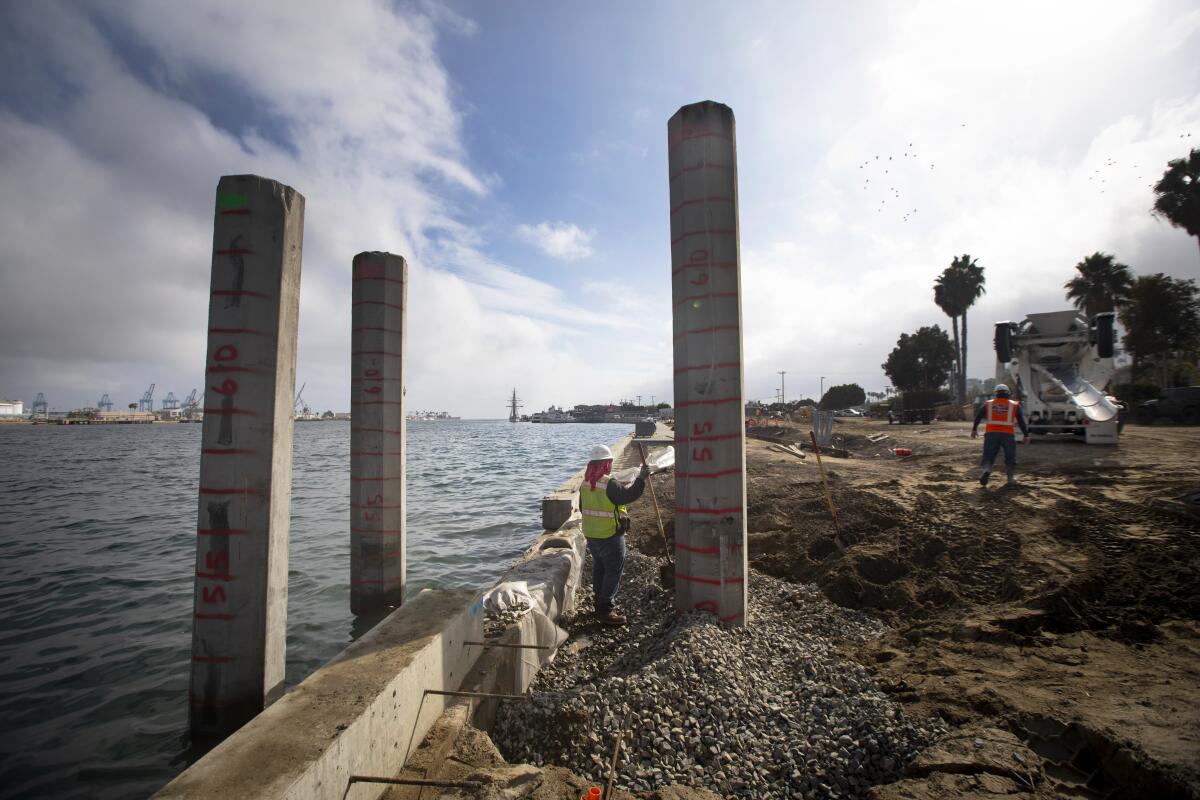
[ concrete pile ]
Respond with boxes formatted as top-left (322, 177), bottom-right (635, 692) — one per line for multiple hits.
top-left (493, 552), bottom-right (946, 798)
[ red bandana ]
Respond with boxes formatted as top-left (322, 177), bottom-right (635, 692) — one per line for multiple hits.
top-left (584, 459), bottom-right (612, 490)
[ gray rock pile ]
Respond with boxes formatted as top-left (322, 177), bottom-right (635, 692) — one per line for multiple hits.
top-left (492, 550), bottom-right (946, 798)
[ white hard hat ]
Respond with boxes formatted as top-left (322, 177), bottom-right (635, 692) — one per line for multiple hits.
top-left (995, 383), bottom-right (1010, 395)
top-left (589, 444), bottom-right (613, 461)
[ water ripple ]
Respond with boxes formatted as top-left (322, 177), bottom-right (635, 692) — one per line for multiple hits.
top-left (0, 420), bottom-right (628, 798)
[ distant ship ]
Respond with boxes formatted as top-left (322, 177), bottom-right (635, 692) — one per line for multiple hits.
top-left (406, 411), bottom-right (461, 421)
top-left (529, 405), bottom-right (575, 423)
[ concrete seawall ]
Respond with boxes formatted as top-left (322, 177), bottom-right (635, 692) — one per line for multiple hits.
top-left (157, 430), bottom-right (648, 799)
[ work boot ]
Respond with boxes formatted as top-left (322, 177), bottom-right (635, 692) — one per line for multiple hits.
top-left (595, 609), bottom-right (628, 626)
top-left (979, 469), bottom-right (991, 487)
top-left (1006, 470), bottom-right (1017, 487)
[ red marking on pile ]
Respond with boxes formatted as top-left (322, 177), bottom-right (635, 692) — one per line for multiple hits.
top-left (352, 326), bottom-right (404, 335)
top-left (675, 396), bottom-right (740, 408)
top-left (676, 505), bottom-right (743, 515)
top-left (211, 290), bottom-right (269, 298)
top-left (670, 196), bottom-right (734, 214)
top-left (352, 300), bottom-right (405, 311)
top-left (195, 571), bottom-right (236, 581)
top-left (350, 502), bottom-right (403, 509)
top-left (669, 162), bottom-right (732, 181)
top-left (353, 275), bottom-right (405, 285)
top-left (720, 611), bottom-right (745, 623)
top-left (672, 259), bottom-right (736, 276)
top-left (352, 551), bottom-right (403, 561)
top-left (673, 325), bottom-right (739, 340)
top-left (675, 432), bottom-right (742, 444)
top-left (674, 571), bottom-right (745, 586)
top-left (674, 361), bottom-right (740, 374)
top-left (351, 376), bottom-right (403, 383)
top-left (675, 542), bottom-right (721, 555)
top-left (668, 130), bottom-right (733, 152)
top-left (676, 467), bottom-right (743, 479)
top-left (673, 292), bottom-right (737, 308)
top-left (670, 228), bottom-right (736, 246)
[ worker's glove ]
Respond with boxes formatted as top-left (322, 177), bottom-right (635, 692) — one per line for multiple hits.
top-left (639, 464), bottom-right (650, 480)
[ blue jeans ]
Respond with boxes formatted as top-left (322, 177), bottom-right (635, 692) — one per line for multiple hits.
top-left (980, 432), bottom-right (1016, 470)
top-left (586, 534), bottom-right (626, 613)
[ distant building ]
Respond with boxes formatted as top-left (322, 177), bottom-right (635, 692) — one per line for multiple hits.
top-left (0, 398), bottom-right (24, 416)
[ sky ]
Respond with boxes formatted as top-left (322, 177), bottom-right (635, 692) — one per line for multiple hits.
top-left (1, 1), bottom-right (1198, 416)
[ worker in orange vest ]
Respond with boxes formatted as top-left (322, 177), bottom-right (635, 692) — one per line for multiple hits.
top-left (970, 384), bottom-right (1029, 487)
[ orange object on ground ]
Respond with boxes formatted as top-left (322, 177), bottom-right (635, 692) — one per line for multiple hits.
top-left (894, 447), bottom-right (912, 457)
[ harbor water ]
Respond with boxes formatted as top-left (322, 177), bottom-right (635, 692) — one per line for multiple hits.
top-left (0, 420), bottom-right (631, 799)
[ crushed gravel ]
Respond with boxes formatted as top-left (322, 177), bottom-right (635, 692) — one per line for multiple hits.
top-left (492, 548), bottom-right (947, 798)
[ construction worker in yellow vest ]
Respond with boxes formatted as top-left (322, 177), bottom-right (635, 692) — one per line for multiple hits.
top-left (580, 444), bottom-right (649, 626)
top-left (971, 384), bottom-right (1029, 487)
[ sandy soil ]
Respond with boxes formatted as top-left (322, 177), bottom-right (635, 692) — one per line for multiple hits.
top-left (627, 419), bottom-right (1200, 799)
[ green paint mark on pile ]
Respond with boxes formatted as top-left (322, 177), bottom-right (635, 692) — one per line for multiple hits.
top-left (218, 192), bottom-right (249, 210)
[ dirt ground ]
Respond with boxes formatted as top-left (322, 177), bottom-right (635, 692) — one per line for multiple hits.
top-left (627, 419), bottom-right (1200, 799)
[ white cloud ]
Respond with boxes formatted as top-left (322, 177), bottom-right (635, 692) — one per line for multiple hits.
top-left (515, 222), bottom-right (595, 261)
top-left (0, 1), bottom-right (627, 416)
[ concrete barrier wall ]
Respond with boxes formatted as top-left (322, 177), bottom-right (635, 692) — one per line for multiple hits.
top-left (160, 433), bottom-right (640, 798)
top-left (158, 590), bottom-right (482, 800)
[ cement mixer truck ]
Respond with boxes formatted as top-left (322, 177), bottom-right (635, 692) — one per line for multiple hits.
top-left (993, 310), bottom-right (1119, 445)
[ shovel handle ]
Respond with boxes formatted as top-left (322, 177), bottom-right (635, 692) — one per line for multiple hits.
top-left (639, 444), bottom-right (673, 565)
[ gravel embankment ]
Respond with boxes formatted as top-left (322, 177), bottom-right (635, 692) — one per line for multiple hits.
top-left (492, 549), bottom-right (947, 799)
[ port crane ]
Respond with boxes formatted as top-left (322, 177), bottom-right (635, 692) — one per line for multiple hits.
top-left (507, 388), bottom-right (522, 422)
top-left (32, 393), bottom-right (48, 418)
top-left (137, 384), bottom-right (155, 412)
top-left (97, 393), bottom-right (114, 411)
top-left (182, 389), bottom-right (199, 412)
top-left (162, 391), bottom-right (179, 410)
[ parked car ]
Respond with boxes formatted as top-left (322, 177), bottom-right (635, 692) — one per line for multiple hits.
top-left (1135, 386), bottom-right (1200, 425)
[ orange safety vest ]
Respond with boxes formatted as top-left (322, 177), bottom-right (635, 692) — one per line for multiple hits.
top-left (984, 398), bottom-right (1018, 434)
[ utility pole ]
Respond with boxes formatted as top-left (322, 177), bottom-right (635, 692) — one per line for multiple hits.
top-left (820, 375), bottom-right (826, 406)
top-left (778, 371), bottom-right (786, 406)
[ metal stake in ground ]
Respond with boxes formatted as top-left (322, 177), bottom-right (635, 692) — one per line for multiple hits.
top-left (810, 430), bottom-right (847, 551)
top-left (668, 100), bottom-right (749, 625)
top-left (603, 731), bottom-right (623, 800)
top-left (190, 175), bottom-right (304, 738)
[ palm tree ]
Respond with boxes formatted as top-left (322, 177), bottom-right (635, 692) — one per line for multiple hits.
top-left (1064, 252), bottom-right (1133, 318)
top-left (1153, 148), bottom-right (1200, 258)
top-left (933, 255), bottom-right (986, 404)
top-left (933, 278), bottom-right (961, 401)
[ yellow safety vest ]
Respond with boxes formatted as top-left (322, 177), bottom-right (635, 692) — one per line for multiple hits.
top-left (984, 398), bottom-right (1018, 434)
top-left (579, 479), bottom-right (627, 539)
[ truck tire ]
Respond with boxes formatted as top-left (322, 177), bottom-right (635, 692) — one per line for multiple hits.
top-left (1184, 407), bottom-right (1200, 425)
top-left (995, 322), bottom-right (1012, 364)
top-left (1095, 312), bottom-right (1115, 359)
